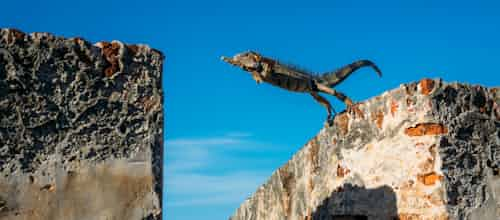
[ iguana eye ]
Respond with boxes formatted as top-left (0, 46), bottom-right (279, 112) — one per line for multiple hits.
top-left (251, 54), bottom-right (261, 62)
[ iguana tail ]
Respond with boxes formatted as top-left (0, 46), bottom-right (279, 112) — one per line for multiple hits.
top-left (318, 60), bottom-right (382, 87)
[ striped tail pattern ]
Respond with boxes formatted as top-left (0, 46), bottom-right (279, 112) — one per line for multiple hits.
top-left (318, 60), bottom-right (382, 87)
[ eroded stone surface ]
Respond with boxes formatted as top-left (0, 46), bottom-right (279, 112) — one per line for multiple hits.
top-left (0, 28), bottom-right (163, 220)
top-left (230, 79), bottom-right (499, 220)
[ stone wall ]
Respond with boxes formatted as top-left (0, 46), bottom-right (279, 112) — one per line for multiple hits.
top-left (230, 79), bottom-right (499, 220)
top-left (0, 29), bottom-right (163, 220)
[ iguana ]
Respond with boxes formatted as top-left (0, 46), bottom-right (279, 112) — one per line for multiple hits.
top-left (221, 51), bottom-right (382, 124)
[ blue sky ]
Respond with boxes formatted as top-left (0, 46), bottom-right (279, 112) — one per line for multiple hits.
top-left (2, 0), bottom-right (500, 219)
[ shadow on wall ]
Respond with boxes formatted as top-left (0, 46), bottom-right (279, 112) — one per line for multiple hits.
top-left (311, 183), bottom-right (398, 220)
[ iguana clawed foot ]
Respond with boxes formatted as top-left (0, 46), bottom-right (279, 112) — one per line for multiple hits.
top-left (325, 107), bottom-right (337, 127)
top-left (326, 116), bottom-right (334, 127)
top-left (325, 101), bottom-right (359, 127)
top-left (344, 99), bottom-right (355, 114)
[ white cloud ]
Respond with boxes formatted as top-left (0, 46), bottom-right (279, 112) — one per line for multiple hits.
top-left (224, 131), bottom-right (252, 138)
top-left (165, 171), bottom-right (269, 206)
top-left (165, 133), bottom-right (251, 173)
top-left (164, 132), bottom-right (283, 207)
top-left (167, 137), bottom-right (243, 148)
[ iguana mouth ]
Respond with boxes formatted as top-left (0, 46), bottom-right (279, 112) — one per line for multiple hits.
top-left (221, 56), bottom-right (237, 65)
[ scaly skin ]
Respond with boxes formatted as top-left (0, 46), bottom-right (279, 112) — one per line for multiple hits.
top-left (221, 51), bottom-right (382, 124)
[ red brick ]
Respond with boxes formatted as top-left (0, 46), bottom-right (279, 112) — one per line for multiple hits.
top-left (405, 123), bottom-right (448, 136)
top-left (420, 78), bottom-right (435, 95)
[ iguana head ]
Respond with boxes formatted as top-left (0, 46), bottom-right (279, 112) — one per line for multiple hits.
top-left (221, 51), bottom-right (262, 72)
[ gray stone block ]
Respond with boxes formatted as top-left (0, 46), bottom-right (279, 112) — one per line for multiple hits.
top-left (0, 29), bottom-right (163, 220)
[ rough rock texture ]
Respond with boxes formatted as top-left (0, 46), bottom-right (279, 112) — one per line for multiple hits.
top-left (230, 79), bottom-right (499, 220)
top-left (0, 29), bottom-right (163, 220)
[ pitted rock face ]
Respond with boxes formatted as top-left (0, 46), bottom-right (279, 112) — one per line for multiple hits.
top-left (230, 79), bottom-right (499, 220)
top-left (0, 29), bottom-right (163, 220)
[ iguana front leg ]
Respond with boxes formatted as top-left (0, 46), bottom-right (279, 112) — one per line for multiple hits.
top-left (251, 71), bottom-right (264, 83)
top-left (310, 92), bottom-right (335, 125)
top-left (252, 61), bottom-right (273, 83)
top-left (261, 61), bottom-right (272, 78)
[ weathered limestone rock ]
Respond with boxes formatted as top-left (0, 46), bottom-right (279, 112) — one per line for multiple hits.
top-left (230, 79), bottom-right (499, 220)
top-left (0, 29), bottom-right (163, 220)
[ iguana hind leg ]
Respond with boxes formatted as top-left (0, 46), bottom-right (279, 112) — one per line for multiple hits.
top-left (315, 83), bottom-right (354, 107)
top-left (310, 92), bottom-right (335, 125)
